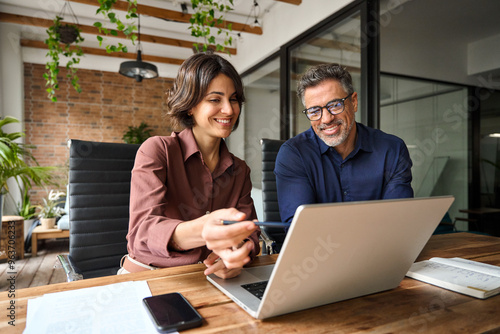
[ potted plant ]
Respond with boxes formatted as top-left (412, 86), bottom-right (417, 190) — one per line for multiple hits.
top-left (44, 0), bottom-right (138, 102)
top-left (0, 116), bottom-right (56, 220)
top-left (36, 190), bottom-right (66, 230)
top-left (43, 0), bottom-right (234, 102)
top-left (44, 15), bottom-right (85, 102)
top-left (16, 190), bottom-right (37, 220)
top-left (16, 189), bottom-right (38, 241)
top-left (122, 122), bottom-right (153, 144)
top-left (57, 23), bottom-right (80, 45)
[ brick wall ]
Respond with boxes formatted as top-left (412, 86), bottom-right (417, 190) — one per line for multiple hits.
top-left (23, 63), bottom-right (174, 204)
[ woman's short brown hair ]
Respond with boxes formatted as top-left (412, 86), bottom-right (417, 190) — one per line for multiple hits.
top-left (166, 52), bottom-right (245, 130)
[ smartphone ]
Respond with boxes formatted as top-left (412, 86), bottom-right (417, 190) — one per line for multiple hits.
top-left (143, 292), bottom-right (203, 333)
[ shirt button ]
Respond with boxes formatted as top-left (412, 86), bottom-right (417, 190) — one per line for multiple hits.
top-left (343, 191), bottom-right (348, 196)
top-left (206, 211), bottom-right (210, 215)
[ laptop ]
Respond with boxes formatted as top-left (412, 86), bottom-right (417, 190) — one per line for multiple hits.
top-left (207, 196), bottom-right (455, 319)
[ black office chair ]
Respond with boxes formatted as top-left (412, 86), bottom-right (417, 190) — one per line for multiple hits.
top-left (260, 138), bottom-right (286, 254)
top-left (57, 139), bottom-right (140, 280)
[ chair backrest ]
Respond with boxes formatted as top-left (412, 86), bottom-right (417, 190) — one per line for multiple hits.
top-left (261, 138), bottom-right (286, 253)
top-left (68, 139), bottom-right (140, 278)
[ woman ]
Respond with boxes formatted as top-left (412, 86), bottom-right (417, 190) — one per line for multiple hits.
top-left (121, 52), bottom-right (260, 279)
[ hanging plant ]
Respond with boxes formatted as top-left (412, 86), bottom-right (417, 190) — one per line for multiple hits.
top-left (44, 0), bottom-right (138, 102)
top-left (44, 15), bottom-right (85, 102)
top-left (43, 0), bottom-right (234, 102)
top-left (189, 0), bottom-right (234, 53)
top-left (93, 0), bottom-right (139, 53)
top-left (58, 24), bottom-right (79, 44)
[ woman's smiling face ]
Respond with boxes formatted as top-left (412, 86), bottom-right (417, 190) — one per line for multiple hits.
top-left (190, 73), bottom-right (240, 141)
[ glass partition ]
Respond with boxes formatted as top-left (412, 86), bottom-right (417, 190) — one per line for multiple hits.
top-left (230, 56), bottom-right (281, 189)
top-left (380, 74), bottom-right (468, 229)
top-left (289, 12), bottom-right (362, 136)
top-left (479, 90), bottom-right (500, 208)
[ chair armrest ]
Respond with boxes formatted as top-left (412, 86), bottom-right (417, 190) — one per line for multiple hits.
top-left (56, 254), bottom-right (84, 282)
top-left (259, 228), bottom-right (277, 255)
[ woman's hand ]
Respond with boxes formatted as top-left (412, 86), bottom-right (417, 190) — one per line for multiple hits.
top-left (203, 251), bottom-right (240, 279)
top-left (201, 208), bottom-right (257, 277)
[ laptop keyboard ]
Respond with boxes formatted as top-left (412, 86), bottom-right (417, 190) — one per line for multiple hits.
top-left (242, 281), bottom-right (268, 300)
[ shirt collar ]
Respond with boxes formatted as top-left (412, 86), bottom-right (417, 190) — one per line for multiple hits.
top-left (178, 128), bottom-right (199, 162)
top-left (355, 123), bottom-right (374, 153)
top-left (178, 128), bottom-right (233, 175)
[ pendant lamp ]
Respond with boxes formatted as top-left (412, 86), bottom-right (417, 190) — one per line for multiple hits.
top-left (119, 15), bottom-right (158, 82)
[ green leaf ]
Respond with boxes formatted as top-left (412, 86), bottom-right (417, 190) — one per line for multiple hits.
top-left (124, 26), bottom-right (134, 35)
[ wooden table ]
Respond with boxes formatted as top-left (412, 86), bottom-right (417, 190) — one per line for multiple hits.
top-left (30, 226), bottom-right (70, 257)
top-left (2, 232), bottom-right (500, 333)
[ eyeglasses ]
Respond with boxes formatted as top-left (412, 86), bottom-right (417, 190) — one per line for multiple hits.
top-left (302, 93), bottom-right (353, 121)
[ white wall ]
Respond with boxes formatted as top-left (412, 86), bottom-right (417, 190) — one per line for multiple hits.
top-left (468, 33), bottom-right (500, 76)
top-left (0, 23), bottom-right (23, 121)
top-left (0, 23), bottom-right (25, 215)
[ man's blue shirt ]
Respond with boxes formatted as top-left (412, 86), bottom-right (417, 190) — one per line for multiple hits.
top-left (274, 123), bottom-right (414, 223)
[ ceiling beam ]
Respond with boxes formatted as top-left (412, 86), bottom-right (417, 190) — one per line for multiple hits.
top-left (68, 0), bottom-right (263, 35)
top-left (307, 37), bottom-right (360, 53)
top-left (275, 0), bottom-right (302, 4)
top-left (21, 39), bottom-right (185, 65)
top-left (0, 12), bottom-right (236, 55)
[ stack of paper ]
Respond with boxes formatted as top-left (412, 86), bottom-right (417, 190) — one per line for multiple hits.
top-left (24, 281), bottom-right (164, 334)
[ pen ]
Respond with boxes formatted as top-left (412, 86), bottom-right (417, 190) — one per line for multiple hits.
top-left (222, 220), bottom-right (289, 228)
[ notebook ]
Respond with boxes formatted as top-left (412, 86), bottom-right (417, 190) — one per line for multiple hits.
top-left (207, 196), bottom-right (455, 319)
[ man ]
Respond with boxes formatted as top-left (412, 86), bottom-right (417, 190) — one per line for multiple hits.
top-left (275, 63), bottom-right (413, 224)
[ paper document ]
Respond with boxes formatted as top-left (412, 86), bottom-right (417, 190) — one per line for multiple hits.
top-left (406, 257), bottom-right (500, 299)
top-left (24, 280), bottom-right (172, 334)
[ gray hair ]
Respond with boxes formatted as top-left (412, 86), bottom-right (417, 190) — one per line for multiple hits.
top-left (297, 63), bottom-right (354, 105)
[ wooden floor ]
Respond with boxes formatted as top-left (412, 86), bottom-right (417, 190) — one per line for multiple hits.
top-left (0, 238), bottom-right (69, 292)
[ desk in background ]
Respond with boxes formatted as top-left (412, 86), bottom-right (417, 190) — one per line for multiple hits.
top-left (1, 233), bottom-right (500, 333)
top-left (459, 207), bottom-right (500, 236)
top-left (30, 226), bottom-right (69, 257)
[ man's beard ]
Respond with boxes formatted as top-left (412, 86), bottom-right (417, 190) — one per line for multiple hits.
top-left (316, 118), bottom-right (354, 147)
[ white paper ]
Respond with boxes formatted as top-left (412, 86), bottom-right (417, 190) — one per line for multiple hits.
top-left (429, 257), bottom-right (500, 277)
top-left (24, 280), bottom-right (172, 334)
top-left (407, 258), bottom-right (500, 298)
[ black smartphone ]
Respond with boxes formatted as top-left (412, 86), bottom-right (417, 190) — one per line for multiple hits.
top-left (143, 292), bottom-right (203, 333)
